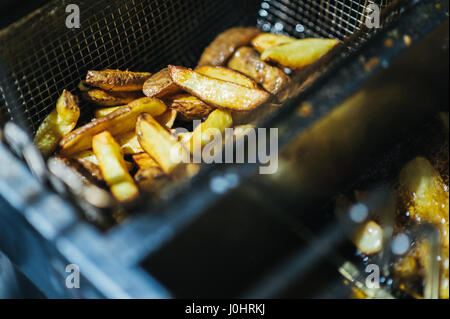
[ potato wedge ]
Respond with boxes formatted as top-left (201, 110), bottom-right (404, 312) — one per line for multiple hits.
top-left (92, 131), bottom-right (139, 202)
top-left (251, 33), bottom-right (296, 53)
top-left (70, 150), bottom-right (103, 182)
top-left (83, 89), bottom-right (141, 106)
top-left (116, 131), bottom-right (144, 155)
top-left (155, 109), bottom-right (178, 129)
top-left (35, 90), bottom-right (80, 157)
top-left (132, 153), bottom-right (160, 170)
top-left (195, 66), bottom-right (258, 89)
top-left (136, 113), bottom-right (188, 174)
top-left (169, 65), bottom-right (270, 112)
top-left (198, 27), bottom-right (261, 66)
top-left (261, 38), bottom-right (339, 69)
top-left (143, 68), bottom-right (181, 98)
top-left (188, 109), bottom-right (233, 154)
top-left (86, 69), bottom-right (151, 91)
top-left (166, 94), bottom-right (214, 122)
top-left (94, 106), bottom-right (121, 118)
top-left (59, 97), bottom-right (167, 156)
top-left (228, 47), bottom-right (290, 95)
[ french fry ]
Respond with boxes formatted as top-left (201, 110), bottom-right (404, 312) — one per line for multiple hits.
top-left (143, 67), bottom-right (181, 98)
top-left (251, 33), bottom-right (296, 53)
top-left (92, 131), bottom-right (139, 202)
top-left (187, 109), bottom-right (233, 154)
top-left (198, 27), bottom-right (261, 66)
top-left (94, 106), bottom-right (121, 118)
top-left (59, 97), bottom-right (167, 156)
top-left (86, 69), bottom-right (151, 91)
top-left (136, 113), bottom-right (188, 174)
top-left (83, 89), bottom-right (141, 106)
top-left (155, 109), bottom-right (178, 129)
top-left (260, 38), bottom-right (339, 69)
top-left (195, 66), bottom-right (258, 89)
top-left (116, 131), bottom-right (144, 155)
top-left (35, 90), bottom-right (80, 157)
top-left (169, 65), bottom-right (270, 112)
top-left (228, 47), bottom-right (290, 95)
top-left (166, 94), bottom-right (214, 121)
top-left (132, 153), bottom-right (160, 170)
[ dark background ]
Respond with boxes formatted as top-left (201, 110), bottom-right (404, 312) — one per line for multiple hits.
top-left (0, 0), bottom-right (50, 29)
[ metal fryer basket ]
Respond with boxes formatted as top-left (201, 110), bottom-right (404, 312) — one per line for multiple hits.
top-left (0, 0), bottom-right (397, 133)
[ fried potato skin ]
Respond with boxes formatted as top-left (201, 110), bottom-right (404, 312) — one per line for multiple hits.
top-left (94, 106), bottom-right (121, 118)
top-left (169, 65), bottom-right (270, 112)
top-left (116, 131), bottom-right (144, 155)
top-left (86, 69), bottom-right (151, 91)
top-left (228, 47), bottom-right (290, 96)
top-left (155, 109), bottom-right (178, 129)
top-left (166, 94), bottom-right (214, 121)
top-left (136, 113), bottom-right (188, 174)
top-left (260, 38), bottom-right (339, 69)
top-left (59, 97), bottom-right (167, 156)
top-left (198, 27), bottom-right (261, 67)
top-left (195, 66), bottom-right (258, 89)
top-left (132, 153), bottom-right (160, 170)
top-left (188, 109), bottom-right (233, 154)
top-left (92, 131), bottom-right (139, 202)
top-left (35, 90), bottom-right (80, 157)
top-left (83, 89), bottom-right (141, 106)
top-left (143, 68), bottom-right (181, 98)
top-left (251, 33), bottom-right (296, 53)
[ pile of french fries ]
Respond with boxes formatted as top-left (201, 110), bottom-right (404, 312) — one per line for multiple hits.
top-left (34, 28), bottom-right (338, 203)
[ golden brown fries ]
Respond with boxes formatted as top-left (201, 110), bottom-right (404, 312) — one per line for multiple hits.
top-left (251, 33), bottom-right (296, 53)
top-left (136, 113), bottom-right (188, 174)
top-left (86, 69), bottom-right (151, 91)
top-left (35, 90), bottom-right (80, 157)
top-left (83, 89), bottom-right (141, 106)
top-left (59, 97), bottom-right (167, 156)
top-left (198, 27), bottom-right (261, 66)
top-left (195, 66), bottom-right (258, 89)
top-left (166, 94), bottom-right (214, 122)
top-left (116, 131), bottom-right (144, 155)
top-left (92, 131), bottom-right (139, 202)
top-left (228, 47), bottom-right (290, 95)
top-left (143, 67), bottom-right (181, 98)
top-left (132, 153), bottom-right (160, 170)
top-left (169, 65), bottom-right (270, 112)
top-left (261, 38), bottom-right (339, 69)
top-left (94, 106), bottom-right (121, 118)
top-left (188, 109), bottom-right (233, 154)
top-left (155, 109), bottom-right (178, 130)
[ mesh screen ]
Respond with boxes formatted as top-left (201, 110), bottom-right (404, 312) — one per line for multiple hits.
top-left (0, 0), bottom-right (397, 133)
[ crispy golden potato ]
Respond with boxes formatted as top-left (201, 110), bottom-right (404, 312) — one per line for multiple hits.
top-left (166, 94), bottom-right (214, 121)
top-left (198, 27), bottom-right (261, 66)
top-left (228, 47), bottom-right (290, 95)
top-left (136, 113), bottom-right (188, 174)
top-left (94, 106), bottom-right (121, 118)
top-left (187, 109), bottom-right (233, 154)
top-left (261, 38), bottom-right (339, 69)
top-left (195, 66), bottom-right (258, 89)
top-left (35, 90), bottom-right (80, 157)
top-left (143, 68), bottom-right (181, 98)
top-left (251, 33), bottom-right (296, 53)
top-left (59, 97), bottom-right (167, 156)
top-left (83, 89), bottom-right (141, 106)
top-left (116, 131), bottom-right (144, 155)
top-left (71, 150), bottom-right (103, 182)
top-left (155, 109), bottom-right (178, 129)
top-left (86, 69), bottom-right (151, 91)
top-left (169, 65), bottom-right (270, 112)
top-left (132, 153), bottom-right (160, 170)
top-left (92, 131), bottom-right (139, 202)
